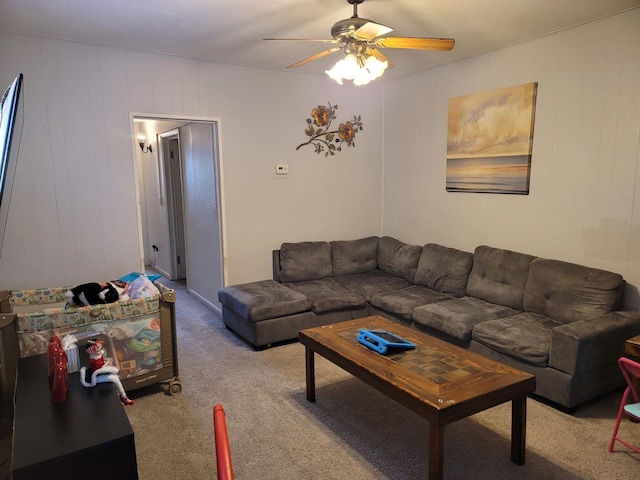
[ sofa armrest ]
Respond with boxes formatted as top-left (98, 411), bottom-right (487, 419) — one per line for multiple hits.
top-left (272, 250), bottom-right (281, 283)
top-left (549, 311), bottom-right (640, 376)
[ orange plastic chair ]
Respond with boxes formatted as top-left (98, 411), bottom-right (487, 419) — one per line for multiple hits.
top-left (213, 404), bottom-right (235, 480)
top-left (608, 357), bottom-right (640, 454)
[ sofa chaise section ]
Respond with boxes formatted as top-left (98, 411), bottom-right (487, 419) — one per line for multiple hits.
top-left (218, 279), bottom-right (314, 348)
top-left (221, 240), bottom-right (374, 348)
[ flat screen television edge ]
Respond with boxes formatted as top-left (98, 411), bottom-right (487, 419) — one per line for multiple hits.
top-left (0, 72), bottom-right (23, 465)
top-left (0, 73), bottom-right (24, 257)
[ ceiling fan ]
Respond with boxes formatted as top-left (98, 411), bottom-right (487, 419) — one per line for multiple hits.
top-left (264, 0), bottom-right (455, 85)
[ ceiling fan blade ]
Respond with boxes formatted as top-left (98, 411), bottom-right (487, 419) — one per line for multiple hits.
top-left (366, 47), bottom-right (394, 69)
top-left (264, 38), bottom-right (339, 44)
top-left (374, 37), bottom-right (455, 51)
top-left (353, 21), bottom-right (393, 41)
top-left (287, 47), bottom-right (342, 69)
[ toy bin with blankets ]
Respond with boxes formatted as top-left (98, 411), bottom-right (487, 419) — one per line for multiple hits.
top-left (0, 277), bottom-right (181, 395)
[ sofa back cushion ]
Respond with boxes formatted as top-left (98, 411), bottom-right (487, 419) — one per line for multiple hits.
top-left (467, 246), bottom-right (536, 310)
top-left (331, 236), bottom-right (379, 277)
top-left (523, 258), bottom-right (624, 323)
top-left (377, 236), bottom-right (423, 283)
top-left (414, 244), bottom-right (473, 297)
top-left (279, 241), bottom-right (332, 282)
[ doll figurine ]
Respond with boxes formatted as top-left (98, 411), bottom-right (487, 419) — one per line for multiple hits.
top-left (79, 339), bottom-right (135, 406)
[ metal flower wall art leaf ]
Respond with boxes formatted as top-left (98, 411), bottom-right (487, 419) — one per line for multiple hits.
top-left (296, 103), bottom-right (363, 157)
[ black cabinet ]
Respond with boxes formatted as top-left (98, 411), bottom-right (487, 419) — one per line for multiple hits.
top-left (12, 354), bottom-right (138, 480)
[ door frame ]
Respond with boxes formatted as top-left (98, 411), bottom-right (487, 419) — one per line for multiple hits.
top-left (129, 112), bottom-right (227, 288)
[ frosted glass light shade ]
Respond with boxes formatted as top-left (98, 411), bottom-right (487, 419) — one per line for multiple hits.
top-left (325, 53), bottom-right (388, 86)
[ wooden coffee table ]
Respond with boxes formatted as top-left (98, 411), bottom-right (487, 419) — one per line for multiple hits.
top-left (626, 335), bottom-right (640, 358)
top-left (626, 335), bottom-right (640, 394)
top-left (299, 316), bottom-right (536, 480)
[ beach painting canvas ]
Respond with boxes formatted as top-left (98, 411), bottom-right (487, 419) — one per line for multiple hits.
top-left (446, 82), bottom-right (538, 194)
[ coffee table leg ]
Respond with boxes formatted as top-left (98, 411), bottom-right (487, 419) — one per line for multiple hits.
top-left (428, 422), bottom-right (444, 480)
top-left (305, 346), bottom-right (316, 402)
top-left (511, 395), bottom-right (527, 465)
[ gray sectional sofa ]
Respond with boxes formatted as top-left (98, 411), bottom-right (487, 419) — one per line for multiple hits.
top-left (218, 236), bottom-right (640, 410)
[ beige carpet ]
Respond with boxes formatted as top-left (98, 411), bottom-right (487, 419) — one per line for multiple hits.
top-left (125, 277), bottom-right (640, 479)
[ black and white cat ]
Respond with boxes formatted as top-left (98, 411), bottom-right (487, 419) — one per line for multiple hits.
top-left (65, 282), bottom-right (121, 307)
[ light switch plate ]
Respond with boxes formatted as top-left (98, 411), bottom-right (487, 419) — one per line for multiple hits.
top-left (276, 164), bottom-right (289, 175)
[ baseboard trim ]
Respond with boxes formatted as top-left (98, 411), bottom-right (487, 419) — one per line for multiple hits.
top-left (187, 288), bottom-right (222, 316)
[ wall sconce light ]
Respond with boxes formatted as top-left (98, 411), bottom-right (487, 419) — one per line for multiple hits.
top-left (137, 132), bottom-right (152, 153)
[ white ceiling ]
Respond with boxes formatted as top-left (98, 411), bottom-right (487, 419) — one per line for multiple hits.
top-left (1, 0), bottom-right (639, 82)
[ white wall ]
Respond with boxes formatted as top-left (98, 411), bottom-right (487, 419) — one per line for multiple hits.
top-left (382, 10), bottom-right (640, 309)
top-left (0, 33), bottom-right (385, 289)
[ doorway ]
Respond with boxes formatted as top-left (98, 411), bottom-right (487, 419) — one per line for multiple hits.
top-left (132, 115), bottom-right (225, 313)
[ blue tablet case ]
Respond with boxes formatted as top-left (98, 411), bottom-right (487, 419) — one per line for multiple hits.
top-left (357, 329), bottom-right (416, 355)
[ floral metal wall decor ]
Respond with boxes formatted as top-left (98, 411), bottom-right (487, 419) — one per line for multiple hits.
top-left (296, 103), bottom-right (363, 157)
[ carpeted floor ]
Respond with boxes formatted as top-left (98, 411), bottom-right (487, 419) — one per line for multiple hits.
top-left (126, 276), bottom-right (640, 479)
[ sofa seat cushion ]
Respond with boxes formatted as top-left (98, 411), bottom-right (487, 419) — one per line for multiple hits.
top-left (333, 270), bottom-right (411, 301)
top-left (370, 286), bottom-right (452, 320)
top-left (331, 236), bottom-right (379, 276)
top-left (279, 241), bottom-right (332, 282)
top-left (471, 313), bottom-right (563, 367)
top-left (413, 296), bottom-right (519, 341)
top-left (523, 258), bottom-right (624, 323)
top-left (466, 246), bottom-right (536, 310)
top-left (377, 237), bottom-right (423, 283)
top-left (283, 278), bottom-right (366, 314)
top-left (414, 243), bottom-right (473, 297)
top-left (217, 280), bottom-right (311, 322)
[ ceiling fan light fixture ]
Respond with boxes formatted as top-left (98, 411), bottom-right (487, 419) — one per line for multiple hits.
top-left (266, 0), bottom-right (454, 80)
top-left (325, 52), bottom-right (387, 86)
